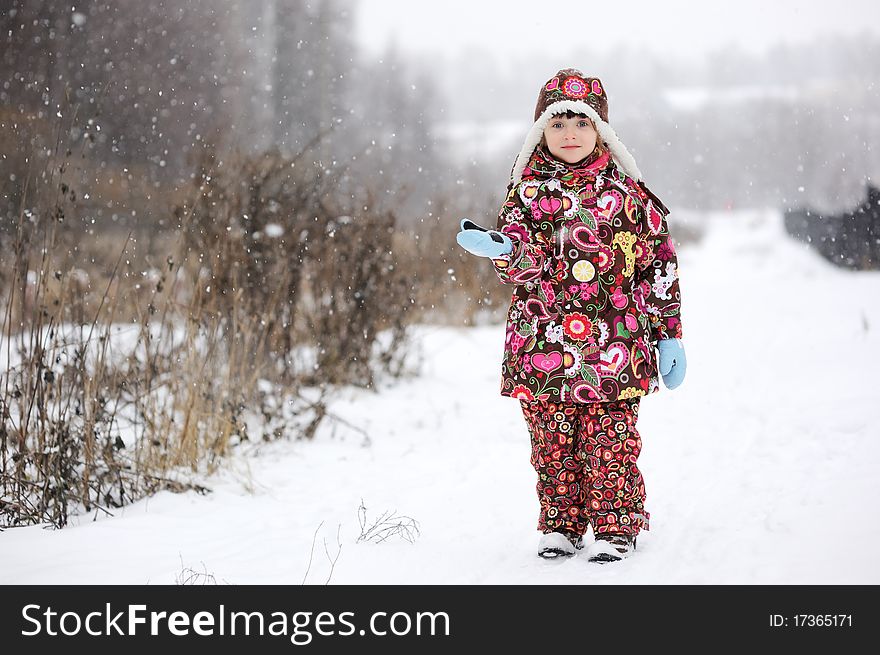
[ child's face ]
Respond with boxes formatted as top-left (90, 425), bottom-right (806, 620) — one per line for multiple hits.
top-left (543, 115), bottom-right (598, 164)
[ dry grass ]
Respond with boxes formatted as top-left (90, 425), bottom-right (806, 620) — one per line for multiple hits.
top-left (1, 115), bottom-right (416, 528)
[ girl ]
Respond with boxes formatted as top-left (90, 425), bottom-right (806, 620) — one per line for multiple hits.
top-left (457, 69), bottom-right (686, 563)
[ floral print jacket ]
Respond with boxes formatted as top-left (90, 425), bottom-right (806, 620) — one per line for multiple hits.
top-left (492, 146), bottom-right (683, 404)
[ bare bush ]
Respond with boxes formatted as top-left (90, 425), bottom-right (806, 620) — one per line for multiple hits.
top-left (174, 558), bottom-right (219, 586)
top-left (301, 521), bottom-right (343, 586)
top-left (1, 118), bottom-right (416, 528)
top-left (390, 193), bottom-right (511, 327)
top-left (356, 499), bottom-right (420, 545)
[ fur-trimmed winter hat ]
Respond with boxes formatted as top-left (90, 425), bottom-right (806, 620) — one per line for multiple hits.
top-left (511, 68), bottom-right (642, 185)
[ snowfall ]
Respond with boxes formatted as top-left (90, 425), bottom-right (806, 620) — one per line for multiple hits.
top-left (2, 208), bottom-right (878, 585)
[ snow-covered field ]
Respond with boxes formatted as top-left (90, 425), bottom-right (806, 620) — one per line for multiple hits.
top-left (2, 209), bottom-right (878, 584)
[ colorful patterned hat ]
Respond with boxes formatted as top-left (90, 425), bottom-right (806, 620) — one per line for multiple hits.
top-left (534, 68), bottom-right (608, 123)
top-left (511, 68), bottom-right (642, 185)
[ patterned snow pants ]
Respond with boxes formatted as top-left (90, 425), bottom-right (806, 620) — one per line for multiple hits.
top-left (520, 398), bottom-right (649, 538)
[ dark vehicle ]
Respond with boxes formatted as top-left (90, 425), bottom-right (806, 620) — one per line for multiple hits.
top-left (785, 183), bottom-right (880, 270)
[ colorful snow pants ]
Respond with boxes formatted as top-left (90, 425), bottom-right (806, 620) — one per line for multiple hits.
top-left (520, 398), bottom-right (649, 538)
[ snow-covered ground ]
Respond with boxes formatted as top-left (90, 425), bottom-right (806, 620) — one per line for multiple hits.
top-left (2, 209), bottom-right (878, 584)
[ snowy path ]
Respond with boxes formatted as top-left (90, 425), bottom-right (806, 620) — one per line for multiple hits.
top-left (2, 210), bottom-right (879, 584)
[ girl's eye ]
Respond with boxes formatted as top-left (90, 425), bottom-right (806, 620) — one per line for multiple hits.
top-left (551, 122), bottom-right (562, 128)
top-left (578, 121), bottom-right (590, 128)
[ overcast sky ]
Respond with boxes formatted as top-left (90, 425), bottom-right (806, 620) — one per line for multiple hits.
top-left (356, 0), bottom-right (880, 60)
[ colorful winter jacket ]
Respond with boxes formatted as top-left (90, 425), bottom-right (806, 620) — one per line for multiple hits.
top-left (492, 145), bottom-right (683, 404)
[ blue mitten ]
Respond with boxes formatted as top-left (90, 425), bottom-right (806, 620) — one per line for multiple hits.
top-left (456, 218), bottom-right (513, 258)
top-left (657, 338), bottom-right (687, 389)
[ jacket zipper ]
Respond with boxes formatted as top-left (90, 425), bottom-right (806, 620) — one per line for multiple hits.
top-left (556, 225), bottom-right (567, 259)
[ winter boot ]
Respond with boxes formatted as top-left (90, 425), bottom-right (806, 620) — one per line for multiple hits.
top-left (586, 533), bottom-right (637, 563)
top-left (537, 532), bottom-right (584, 559)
